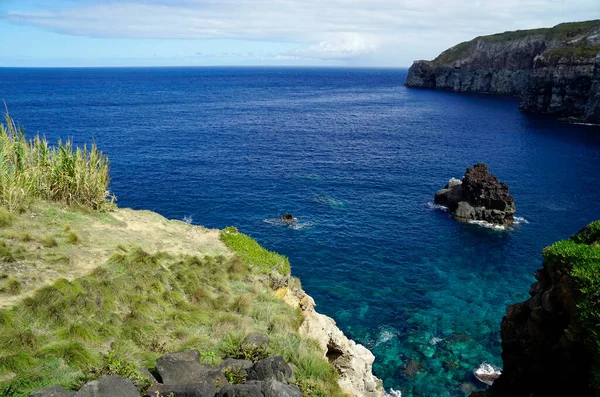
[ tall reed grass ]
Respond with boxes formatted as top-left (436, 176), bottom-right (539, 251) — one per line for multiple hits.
top-left (0, 112), bottom-right (113, 211)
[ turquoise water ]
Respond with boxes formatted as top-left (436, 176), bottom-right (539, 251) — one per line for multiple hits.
top-left (1, 67), bottom-right (600, 396)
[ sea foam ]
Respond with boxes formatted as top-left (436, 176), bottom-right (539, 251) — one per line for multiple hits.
top-left (426, 202), bottom-right (448, 212)
top-left (262, 217), bottom-right (313, 230)
top-left (385, 389), bottom-right (402, 397)
top-left (468, 220), bottom-right (511, 231)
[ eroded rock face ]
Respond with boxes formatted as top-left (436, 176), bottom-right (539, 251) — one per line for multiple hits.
top-left (434, 163), bottom-right (515, 226)
top-left (281, 287), bottom-right (385, 397)
top-left (406, 21), bottom-right (600, 123)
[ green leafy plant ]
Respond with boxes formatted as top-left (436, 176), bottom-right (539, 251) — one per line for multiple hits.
top-left (224, 367), bottom-right (246, 385)
top-left (83, 352), bottom-right (151, 393)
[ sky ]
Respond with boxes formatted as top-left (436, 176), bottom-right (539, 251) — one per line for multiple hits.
top-left (0, 0), bottom-right (598, 67)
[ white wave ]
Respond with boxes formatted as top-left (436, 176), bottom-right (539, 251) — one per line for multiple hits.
top-left (262, 218), bottom-right (313, 230)
top-left (513, 216), bottom-right (529, 224)
top-left (474, 362), bottom-right (502, 386)
top-left (429, 336), bottom-right (443, 345)
top-left (182, 215), bottom-right (193, 224)
top-left (385, 389), bottom-right (402, 397)
top-left (426, 202), bottom-right (448, 212)
top-left (468, 220), bottom-right (512, 231)
top-left (376, 329), bottom-right (396, 345)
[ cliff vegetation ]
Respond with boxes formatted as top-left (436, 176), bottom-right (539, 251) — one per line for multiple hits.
top-left (0, 115), bottom-right (353, 397)
top-left (474, 220), bottom-right (600, 397)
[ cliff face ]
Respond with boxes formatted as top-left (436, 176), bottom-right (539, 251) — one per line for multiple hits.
top-left (472, 221), bottom-right (600, 397)
top-left (279, 282), bottom-right (385, 397)
top-left (406, 20), bottom-right (600, 123)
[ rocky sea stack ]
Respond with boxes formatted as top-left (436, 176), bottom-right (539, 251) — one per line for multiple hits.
top-left (405, 20), bottom-right (600, 123)
top-left (434, 163), bottom-right (515, 226)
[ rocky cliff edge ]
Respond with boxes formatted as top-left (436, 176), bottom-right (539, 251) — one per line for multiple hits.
top-left (406, 20), bottom-right (600, 123)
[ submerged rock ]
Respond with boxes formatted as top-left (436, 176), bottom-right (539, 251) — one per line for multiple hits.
top-left (434, 163), bottom-right (515, 226)
top-left (280, 214), bottom-right (294, 225)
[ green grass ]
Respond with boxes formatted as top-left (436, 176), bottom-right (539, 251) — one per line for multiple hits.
top-left (432, 19), bottom-right (600, 65)
top-left (543, 44), bottom-right (600, 62)
top-left (0, 112), bottom-right (113, 212)
top-left (65, 231), bottom-right (79, 244)
top-left (220, 227), bottom-right (291, 275)
top-left (41, 236), bottom-right (58, 248)
top-left (0, 247), bottom-right (343, 397)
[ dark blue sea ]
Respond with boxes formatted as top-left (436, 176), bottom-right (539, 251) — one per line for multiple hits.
top-left (2, 67), bottom-right (600, 396)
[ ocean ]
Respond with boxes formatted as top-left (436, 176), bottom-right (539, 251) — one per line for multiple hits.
top-left (2, 67), bottom-right (600, 396)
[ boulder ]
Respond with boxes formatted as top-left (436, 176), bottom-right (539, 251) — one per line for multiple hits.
top-left (261, 379), bottom-right (301, 397)
top-left (215, 382), bottom-right (263, 397)
top-left (155, 349), bottom-right (212, 385)
top-left (246, 356), bottom-right (293, 383)
top-left (74, 376), bottom-right (139, 397)
top-left (454, 202), bottom-right (475, 221)
top-left (434, 163), bottom-right (516, 226)
top-left (30, 386), bottom-right (75, 397)
top-left (218, 358), bottom-right (253, 374)
top-left (144, 382), bottom-right (216, 397)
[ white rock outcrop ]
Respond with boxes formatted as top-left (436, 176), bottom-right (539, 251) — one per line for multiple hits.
top-left (280, 286), bottom-right (384, 397)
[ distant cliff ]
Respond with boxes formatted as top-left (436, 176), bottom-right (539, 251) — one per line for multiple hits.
top-left (405, 20), bottom-right (600, 123)
top-left (471, 221), bottom-right (600, 397)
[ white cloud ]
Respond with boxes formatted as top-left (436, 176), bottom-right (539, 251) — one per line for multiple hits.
top-left (284, 33), bottom-right (381, 60)
top-left (4, 0), bottom-right (600, 64)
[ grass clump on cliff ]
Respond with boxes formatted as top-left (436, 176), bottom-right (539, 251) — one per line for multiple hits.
top-left (542, 220), bottom-right (600, 389)
top-left (0, 112), bottom-right (113, 212)
top-left (220, 227), bottom-right (291, 275)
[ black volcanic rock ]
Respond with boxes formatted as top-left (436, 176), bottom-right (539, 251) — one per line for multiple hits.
top-left (434, 163), bottom-right (515, 226)
top-left (470, 223), bottom-right (600, 397)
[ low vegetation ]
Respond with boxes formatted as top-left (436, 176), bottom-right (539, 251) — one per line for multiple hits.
top-left (432, 19), bottom-right (600, 65)
top-left (220, 226), bottom-right (291, 275)
top-left (542, 220), bottom-right (600, 389)
top-left (0, 112), bottom-right (113, 212)
top-left (0, 115), bottom-right (346, 396)
top-left (0, 229), bottom-right (343, 396)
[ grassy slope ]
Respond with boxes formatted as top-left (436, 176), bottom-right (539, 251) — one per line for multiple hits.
top-left (0, 202), bottom-right (345, 397)
top-left (432, 19), bottom-right (600, 65)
